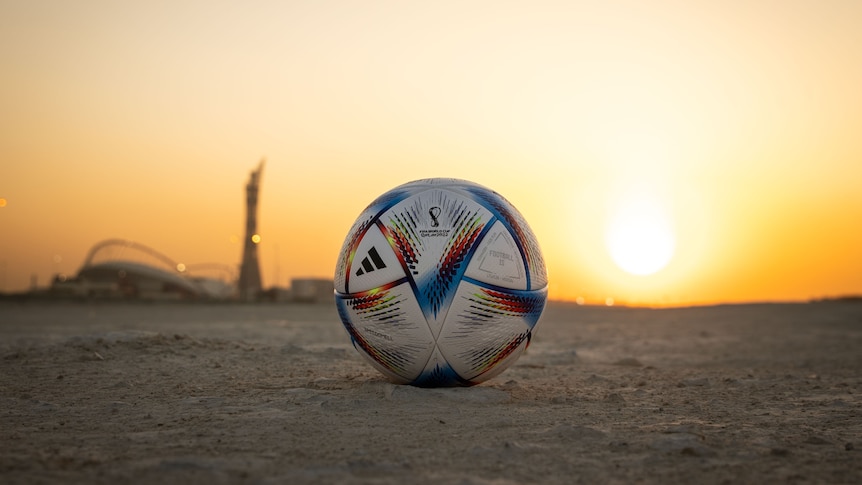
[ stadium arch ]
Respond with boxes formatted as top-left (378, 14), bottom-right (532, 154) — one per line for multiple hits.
top-left (56, 239), bottom-right (236, 300)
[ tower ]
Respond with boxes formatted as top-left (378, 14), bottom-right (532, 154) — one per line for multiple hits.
top-left (238, 159), bottom-right (264, 301)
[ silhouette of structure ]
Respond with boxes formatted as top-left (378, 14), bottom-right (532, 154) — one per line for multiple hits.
top-left (46, 158), bottom-right (336, 302)
top-left (238, 160), bottom-right (265, 301)
top-left (56, 239), bottom-right (236, 300)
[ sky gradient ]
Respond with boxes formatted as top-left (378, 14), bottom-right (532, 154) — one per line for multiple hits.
top-left (2, 0), bottom-right (861, 306)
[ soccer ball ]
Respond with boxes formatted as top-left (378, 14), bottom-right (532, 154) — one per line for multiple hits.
top-left (334, 178), bottom-right (548, 387)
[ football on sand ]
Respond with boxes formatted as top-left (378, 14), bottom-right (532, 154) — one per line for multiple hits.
top-left (334, 178), bottom-right (548, 387)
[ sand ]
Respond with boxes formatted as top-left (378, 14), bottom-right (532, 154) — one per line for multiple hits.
top-left (1, 300), bottom-right (860, 484)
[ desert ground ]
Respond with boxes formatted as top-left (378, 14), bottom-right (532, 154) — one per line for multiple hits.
top-left (1, 300), bottom-right (860, 484)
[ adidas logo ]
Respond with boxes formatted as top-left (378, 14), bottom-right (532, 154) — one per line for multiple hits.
top-left (355, 246), bottom-right (387, 276)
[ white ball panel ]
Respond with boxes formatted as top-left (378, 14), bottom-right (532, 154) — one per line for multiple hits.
top-left (464, 220), bottom-right (527, 290)
top-left (437, 280), bottom-right (533, 382)
top-left (347, 224), bottom-right (407, 293)
top-left (336, 281), bottom-right (435, 382)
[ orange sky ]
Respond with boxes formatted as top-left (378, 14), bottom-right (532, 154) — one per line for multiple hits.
top-left (1, 1), bottom-right (861, 306)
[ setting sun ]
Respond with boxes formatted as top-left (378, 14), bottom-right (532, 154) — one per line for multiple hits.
top-left (605, 192), bottom-right (676, 276)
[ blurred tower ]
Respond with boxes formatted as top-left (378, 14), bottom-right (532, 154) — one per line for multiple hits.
top-left (238, 159), bottom-right (264, 301)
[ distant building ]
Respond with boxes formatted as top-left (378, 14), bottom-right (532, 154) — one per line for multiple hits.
top-left (238, 160), bottom-right (265, 301)
top-left (290, 278), bottom-right (334, 303)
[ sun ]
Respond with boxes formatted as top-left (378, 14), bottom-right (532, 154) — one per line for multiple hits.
top-left (605, 194), bottom-right (676, 276)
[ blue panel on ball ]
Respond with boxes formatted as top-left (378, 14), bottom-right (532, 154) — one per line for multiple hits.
top-left (376, 188), bottom-right (496, 335)
top-left (412, 362), bottom-right (473, 387)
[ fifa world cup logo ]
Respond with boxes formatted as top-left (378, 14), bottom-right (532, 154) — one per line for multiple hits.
top-left (428, 206), bottom-right (441, 227)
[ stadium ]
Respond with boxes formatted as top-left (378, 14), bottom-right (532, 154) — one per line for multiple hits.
top-left (47, 162), bottom-right (332, 302)
top-left (51, 239), bottom-right (236, 301)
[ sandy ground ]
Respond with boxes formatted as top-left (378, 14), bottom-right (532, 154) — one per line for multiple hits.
top-left (1, 300), bottom-right (860, 484)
